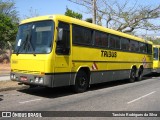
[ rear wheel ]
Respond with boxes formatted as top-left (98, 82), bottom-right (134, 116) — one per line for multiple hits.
top-left (137, 68), bottom-right (143, 81)
top-left (73, 70), bottom-right (89, 93)
top-left (129, 68), bottom-right (136, 83)
top-left (29, 85), bottom-right (37, 88)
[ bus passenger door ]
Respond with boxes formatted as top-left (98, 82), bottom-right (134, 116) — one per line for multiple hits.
top-left (54, 21), bottom-right (71, 87)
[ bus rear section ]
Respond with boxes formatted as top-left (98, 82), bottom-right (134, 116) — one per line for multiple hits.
top-left (153, 45), bottom-right (160, 73)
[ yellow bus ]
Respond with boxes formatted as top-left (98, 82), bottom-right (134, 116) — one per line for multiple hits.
top-left (153, 45), bottom-right (160, 73)
top-left (10, 15), bottom-right (153, 93)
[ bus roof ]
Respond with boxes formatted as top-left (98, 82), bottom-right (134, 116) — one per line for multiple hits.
top-left (20, 14), bottom-right (153, 45)
top-left (153, 45), bottom-right (160, 48)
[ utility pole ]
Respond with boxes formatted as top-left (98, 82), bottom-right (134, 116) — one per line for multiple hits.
top-left (92, 0), bottom-right (96, 24)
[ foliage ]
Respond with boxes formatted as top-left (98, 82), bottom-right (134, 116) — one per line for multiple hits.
top-left (0, 13), bottom-right (18, 42)
top-left (0, 0), bottom-right (18, 46)
top-left (0, 0), bottom-right (19, 23)
top-left (65, 7), bottom-right (82, 19)
top-left (150, 39), bottom-right (160, 45)
top-left (85, 18), bottom-right (92, 23)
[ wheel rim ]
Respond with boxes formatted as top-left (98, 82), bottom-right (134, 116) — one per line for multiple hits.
top-left (74, 70), bottom-right (89, 93)
top-left (130, 69), bottom-right (136, 81)
top-left (78, 77), bottom-right (86, 88)
top-left (132, 71), bottom-right (135, 79)
top-left (138, 69), bottom-right (143, 80)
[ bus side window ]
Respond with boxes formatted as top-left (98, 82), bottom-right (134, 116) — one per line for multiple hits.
top-left (147, 44), bottom-right (152, 54)
top-left (109, 34), bottom-right (120, 49)
top-left (130, 40), bottom-right (139, 52)
top-left (95, 31), bottom-right (108, 48)
top-left (56, 22), bottom-right (70, 55)
top-left (121, 38), bottom-right (130, 51)
top-left (139, 42), bottom-right (147, 53)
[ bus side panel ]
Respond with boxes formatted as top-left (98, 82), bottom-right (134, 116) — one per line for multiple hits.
top-left (156, 68), bottom-right (160, 73)
top-left (53, 72), bottom-right (71, 87)
top-left (90, 70), bottom-right (130, 84)
top-left (153, 60), bottom-right (160, 73)
top-left (72, 46), bottom-right (152, 85)
top-left (143, 68), bottom-right (153, 75)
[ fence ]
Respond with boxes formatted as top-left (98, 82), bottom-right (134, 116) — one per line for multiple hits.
top-left (0, 41), bottom-right (12, 75)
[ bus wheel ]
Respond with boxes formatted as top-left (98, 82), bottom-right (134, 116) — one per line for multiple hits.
top-left (129, 68), bottom-right (136, 83)
top-left (29, 85), bottom-right (37, 88)
top-left (137, 68), bottom-right (143, 81)
top-left (73, 70), bottom-right (89, 93)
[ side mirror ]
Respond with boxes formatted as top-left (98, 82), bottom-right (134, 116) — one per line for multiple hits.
top-left (58, 28), bottom-right (63, 41)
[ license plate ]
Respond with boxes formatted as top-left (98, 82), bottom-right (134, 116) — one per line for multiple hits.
top-left (20, 76), bottom-right (27, 81)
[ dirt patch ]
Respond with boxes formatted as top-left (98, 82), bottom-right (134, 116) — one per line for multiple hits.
top-left (0, 80), bottom-right (28, 92)
top-left (0, 63), bottom-right (10, 75)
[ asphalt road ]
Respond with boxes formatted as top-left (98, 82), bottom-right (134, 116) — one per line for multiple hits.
top-left (0, 74), bottom-right (160, 120)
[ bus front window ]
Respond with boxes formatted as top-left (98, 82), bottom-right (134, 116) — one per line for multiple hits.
top-left (154, 48), bottom-right (158, 60)
top-left (14, 20), bottom-right (54, 54)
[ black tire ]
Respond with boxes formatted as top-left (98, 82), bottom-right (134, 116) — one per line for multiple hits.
top-left (129, 68), bottom-right (136, 83)
top-left (29, 85), bottom-right (37, 88)
top-left (73, 70), bottom-right (89, 93)
top-left (136, 68), bottom-right (143, 81)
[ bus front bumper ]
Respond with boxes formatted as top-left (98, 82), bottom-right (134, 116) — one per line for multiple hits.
top-left (10, 72), bottom-right (53, 87)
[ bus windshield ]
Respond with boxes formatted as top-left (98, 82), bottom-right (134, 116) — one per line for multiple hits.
top-left (14, 20), bottom-right (54, 54)
top-left (154, 48), bottom-right (158, 60)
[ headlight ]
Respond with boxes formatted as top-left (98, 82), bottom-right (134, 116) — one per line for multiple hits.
top-left (34, 77), bottom-right (44, 84)
top-left (35, 77), bottom-right (39, 83)
top-left (13, 75), bottom-right (16, 79)
top-left (11, 74), bottom-right (15, 80)
top-left (11, 74), bottom-right (13, 79)
top-left (39, 77), bottom-right (44, 84)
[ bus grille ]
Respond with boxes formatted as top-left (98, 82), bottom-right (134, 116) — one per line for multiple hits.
top-left (12, 69), bottom-right (40, 75)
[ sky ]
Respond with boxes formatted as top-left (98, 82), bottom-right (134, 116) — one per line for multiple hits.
top-left (14, 0), bottom-right (90, 20)
top-left (14, 0), bottom-right (160, 20)
top-left (14, 0), bottom-right (160, 36)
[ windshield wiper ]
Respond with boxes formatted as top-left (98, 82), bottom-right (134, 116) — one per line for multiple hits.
top-left (16, 32), bottom-right (36, 56)
top-left (27, 34), bottom-right (36, 56)
top-left (16, 34), bottom-right (28, 56)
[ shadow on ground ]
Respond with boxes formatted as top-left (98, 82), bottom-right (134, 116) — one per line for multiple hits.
top-left (18, 73), bottom-right (160, 99)
top-left (0, 95), bottom-right (3, 101)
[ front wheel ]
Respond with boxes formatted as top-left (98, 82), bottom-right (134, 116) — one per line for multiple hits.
top-left (72, 70), bottom-right (89, 93)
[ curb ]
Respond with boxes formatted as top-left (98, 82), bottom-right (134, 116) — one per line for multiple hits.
top-left (0, 74), bottom-right (10, 76)
top-left (0, 76), bottom-right (10, 81)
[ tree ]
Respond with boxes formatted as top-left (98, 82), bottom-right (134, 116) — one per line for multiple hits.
top-left (65, 7), bottom-right (83, 19)
top-left (68, 0), bottom-right (160, 34)
top-left (85, 18), bottom-right (92, 23)
top-left (0, 0), bottom-right (18, 45)
top-left (0, 0), bottom-right (19, 23)
top-left (150, 38), bottom-right (160, 45)
top-left (0, 14), bottom-right (17, 46)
